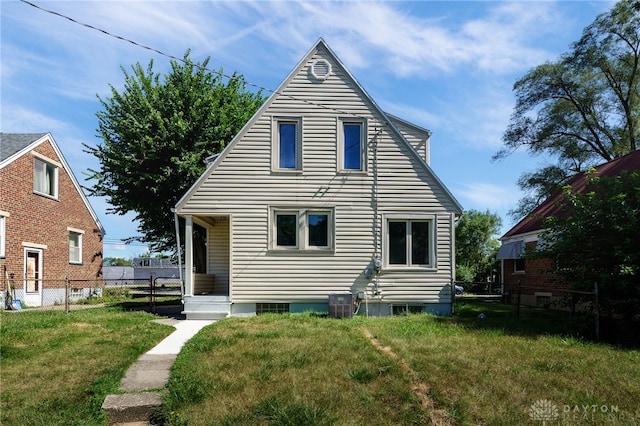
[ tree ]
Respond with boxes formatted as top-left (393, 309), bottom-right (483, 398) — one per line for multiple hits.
top-left (535, 170), bottom-right (640, 317)
top-left (103, 257), bottom-right (132, 266)
top-left (455, 210), bottom-right (502, 285)
top-left (85, 52), bottom-right (265, 253)
top-left (494, 0), bottom-right (640, 220)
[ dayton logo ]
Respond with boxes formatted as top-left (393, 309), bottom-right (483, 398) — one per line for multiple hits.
top-left (529, 399), bottom-right (559, 424)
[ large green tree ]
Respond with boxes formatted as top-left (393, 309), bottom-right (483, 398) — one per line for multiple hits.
top-left (535, 170), bottom-right (640, 317)
top-left (494, 0), bottom-right (640, 219)
top-left (85, 52), bottom-right (265, 253)
top-left (455, 210), bottom-right (502, 284)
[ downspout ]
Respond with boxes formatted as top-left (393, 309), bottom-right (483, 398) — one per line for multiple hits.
top-left (450, 213), bottom-right (456, 314)
top-left (500, 259), bottom-right (505, 298)
top-left (372, 126), bottom-right (383, 315)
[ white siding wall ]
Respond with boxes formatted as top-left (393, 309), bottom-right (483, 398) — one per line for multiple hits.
top-left (389, 118), bottom-right (430, 165)
top-left (179, 45), bottom-right (458, 305)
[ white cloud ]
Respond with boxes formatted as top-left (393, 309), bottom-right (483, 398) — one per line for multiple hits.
top-left (1, 105), bottom-right (70, 134)
top-left (227, 0), bottom-right (566, 78)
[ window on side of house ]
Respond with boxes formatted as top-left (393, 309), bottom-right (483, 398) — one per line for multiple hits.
top-left (34, 158), bottom-right (58, 198)
top-left (0, 213), bottom-right (6, 258)
top-left (271, 208), bottom-right (334, 251)
top-left (339, 119), bottom-right (366, 172)
top-left (68, 229), bottom-right (84, 264)
top-left (275, 211), bottom-right (299, 248)
top-left (514, 257), bottom-right (525, 273)
top-left (307, 212), bottom-right (329, 247)
top-left (256, 303), bottom-right (290, 315)
top-left (272, 118), bottom-right (302, 171)
top-left (385, 216), bottom-right (434, 268)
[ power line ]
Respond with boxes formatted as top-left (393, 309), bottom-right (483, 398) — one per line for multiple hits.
top-left (19, 0), bottom-right (367, 119)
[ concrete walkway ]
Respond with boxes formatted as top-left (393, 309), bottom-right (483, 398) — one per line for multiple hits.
top-left (102, 318), bottom-right (215, 425)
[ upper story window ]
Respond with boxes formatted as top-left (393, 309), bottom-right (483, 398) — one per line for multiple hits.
top-left (271, 207), bottom-right (334, 252)
top-left (0, 211), bottom-right (7, 258)
top-left (34, 157), bottom-right (59, 198)
top-left (384, 215), bottom-right (435, 269)
top-left (339, 119), bottom-right (366, 172)
top-left (68, 228), bottom-right (84, 264)
top-left (272, 117), bottom-right (302, 171)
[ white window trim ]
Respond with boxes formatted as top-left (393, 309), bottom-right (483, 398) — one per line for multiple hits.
top-left (338, 117), bottom-right (367, 173)
top-left (383, 214), bottom-right (436, 270)
top-left (68, 228), bottom-right (84, 264)
top-left (271, 116), bottom-right (303, 172)
top-left (0, 211), bottom-right (8, 258)
top-left (269, 207), bottom-right (334, 252)
top-left (33, 157), bottom-right (59, 199)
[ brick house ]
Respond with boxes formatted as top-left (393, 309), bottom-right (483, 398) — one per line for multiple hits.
top-left (0, 133), bottom-right (105, 307)
top-left (497, 150), bottom-right (640, 308)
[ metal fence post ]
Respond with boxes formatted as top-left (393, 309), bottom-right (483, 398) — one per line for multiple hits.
top-left (149, 275), bottom-right (155, 314)
top-left (594, 281), bottom-right (600, 340)
top-left (516, 281), bottom-right (521, 318)
top-left (65, 278), bottom-right (70, 313)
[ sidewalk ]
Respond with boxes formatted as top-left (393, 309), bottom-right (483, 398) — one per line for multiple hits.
top-left (102, 317), bottom-right (215, 425)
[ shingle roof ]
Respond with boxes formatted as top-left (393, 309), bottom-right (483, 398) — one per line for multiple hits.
top-left (0, 133), bottom-right (48, 162)
top-left (503, 149), bottom-right (640, 239)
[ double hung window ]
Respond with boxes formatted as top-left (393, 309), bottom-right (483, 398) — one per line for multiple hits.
top-left (68, 228), bottom-right (84, 264)
top-left (34, 157), bottom-right (58, 198)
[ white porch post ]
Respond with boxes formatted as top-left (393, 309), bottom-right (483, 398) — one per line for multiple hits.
top-left (185, 215), bottom-right (194, 296)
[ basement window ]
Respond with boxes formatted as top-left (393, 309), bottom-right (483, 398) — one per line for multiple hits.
top-left (256, 303), bottom-right (290, 315)
top-left (391, 304), bottom-right (424, 315)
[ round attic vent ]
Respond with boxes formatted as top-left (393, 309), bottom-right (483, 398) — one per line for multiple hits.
top-left (310, 59), bottom-right (331, 80)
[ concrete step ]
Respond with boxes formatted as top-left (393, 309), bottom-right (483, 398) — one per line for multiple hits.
top-left (102, 392), bottom-right (164, 425)
top-left (182, 310), bottom-right (228, 320)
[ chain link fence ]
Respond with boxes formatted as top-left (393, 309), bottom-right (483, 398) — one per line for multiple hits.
top-left (2, 276), bottom-right (183, 314)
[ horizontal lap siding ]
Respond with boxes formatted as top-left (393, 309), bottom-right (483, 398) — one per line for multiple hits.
top-left (179, 46), bottom-right (456, 304)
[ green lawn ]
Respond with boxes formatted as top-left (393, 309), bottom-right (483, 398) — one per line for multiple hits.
top-left (0, 306), bottom-right (174, 426)
top-left (1, 301), bottom-right (638, 425)
top-left (163, 301), bottom-right (640, 425)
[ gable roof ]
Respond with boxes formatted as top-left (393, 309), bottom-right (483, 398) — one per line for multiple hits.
top-left (0, 132), bottom-right (105, 235)
top-left (0, 132), bottom-right (49, 164)
top-left (502, 149), bottom-right (640, 239)
top-left (176, 38), bottom-right (462, 214)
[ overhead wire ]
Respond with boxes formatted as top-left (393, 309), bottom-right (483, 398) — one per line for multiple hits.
top-left (19, 0), bottom-right (369, 119)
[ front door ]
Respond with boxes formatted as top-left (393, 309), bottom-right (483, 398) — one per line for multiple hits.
top-left (24, 249), bottom-right (42, 306)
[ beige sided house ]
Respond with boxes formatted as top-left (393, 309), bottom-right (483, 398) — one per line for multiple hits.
top-left (174, 39), bottom-right (463, 319)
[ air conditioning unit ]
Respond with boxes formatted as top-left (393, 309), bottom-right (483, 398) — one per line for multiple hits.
top-left (328, 293), bottom-right (353, 319)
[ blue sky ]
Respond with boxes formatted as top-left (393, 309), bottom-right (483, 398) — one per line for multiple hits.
top-left (1, 0), bottom-right (614, 259)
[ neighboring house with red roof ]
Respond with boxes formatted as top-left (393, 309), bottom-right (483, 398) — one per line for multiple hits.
top-left (0, 133), bottom-right (105, 307)
top-left (498, 149), bottom-right (640, 307)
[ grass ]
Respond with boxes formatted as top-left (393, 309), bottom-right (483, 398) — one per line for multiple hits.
top-left (163, 300), bottom-right (640, 426)
top-left (366, 300), bottom-right (640, 425)
top-left (0, 306), bottom-right (174, 426)
top-left (1, 300), bottom-right (638, 425)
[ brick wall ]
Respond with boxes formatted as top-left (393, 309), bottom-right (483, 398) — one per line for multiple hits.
top-left (502, 241), bottom-right (570, 306)
top-left (0, 138), bottom-right (103, 290)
